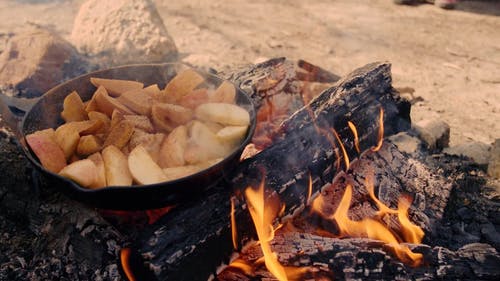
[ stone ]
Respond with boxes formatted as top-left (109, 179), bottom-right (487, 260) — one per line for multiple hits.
top-left (0, 28), bottom-right (86, 97)
top-left (388, 132), bottom-right (422, 154)
top-left (71, 0), bottom-right (178, 66)
top-left (443, 141), bottom-right (491, 166)
top-left (413, 119), bottom-right (450, 151)
top-left (487, 139), bottom-right (500, 179)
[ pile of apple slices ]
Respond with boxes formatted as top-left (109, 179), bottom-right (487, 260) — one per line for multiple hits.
top-left (26, 69), bottom-right (250, 188)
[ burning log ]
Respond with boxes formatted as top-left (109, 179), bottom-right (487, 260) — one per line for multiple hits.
top-left (218, 232), bottom-right (500, 281)
top-left (135, 61), bottom-right (412, 280)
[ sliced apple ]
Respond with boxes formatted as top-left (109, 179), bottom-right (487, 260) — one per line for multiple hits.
top-left (216, 125), bottom-right (248, 147)
top-left (33, 128), bottom-right (56, 143)
top-left (183, 121), bottom-right (229, 164)
top-left (26, 132), bottom-right (67, 173)
top-left (110, 109), bottom-right (125, 129)
top-left (90, 77), bottom-right (143, 97)
top-left (102, 145), bottom-right (132, 186)
top-left (178, 88), bottom-right (209, 110)
top-left (103, 120), bottom-right (134, 149)
top-left (76, 135), bottom-right (102, 156)
top-left (160, 69), bottom-right (205, 103)
top-left (128, 130), bottom-right (165, 163)
top-left (151, 103), bottom-right (193, 133)
top-left (67, 119), bottom-right (103, 136)
top-left (117, 89), bottom-right (153, 116)
top-left (59, 159), bottom-right (97, 188)
top-left (128, 145), bottom-right (168, 185)
top-left (87, 152), bottom-right (106, 188)
top-left (158, 125), bottom-right (188, 168)
top-left (84, 94), bottom-right (99, 112)
top-left (209, 81), bottom-right (236, 104)
top-left (88, 111), bottom-right (111, 134)
top-left (55, 124), bottom-right (80, 160)
top-left (123, 115), bottom-right (154, 133)
top-left (162, 165), bottom-right (202, 181)
top-left (94, 86), bottom-right (135, 117)
top-left (61, 91), bottom-right (88, 122)
top-left (143, 84), bottom-right (161, 97)
top-left (195, 103), bottom-right (250, 126)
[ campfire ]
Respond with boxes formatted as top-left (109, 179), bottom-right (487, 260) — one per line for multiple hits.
top-left (1, 57), bottom-right (499, 281)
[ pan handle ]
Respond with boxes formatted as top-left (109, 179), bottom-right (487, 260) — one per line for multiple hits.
top-left (0, 94), bottom-right (40, 137)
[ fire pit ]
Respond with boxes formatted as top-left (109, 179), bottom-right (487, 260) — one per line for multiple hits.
top-left (0, 58), bottom-right (499, 281)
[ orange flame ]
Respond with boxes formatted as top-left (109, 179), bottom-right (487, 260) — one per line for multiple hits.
top-left (331, 128), bottom-right (350, 170)
top-left (227, 258), bottom-right (255, 276)
top-left (231, 196), bottom-right (238, 250)
top-left (245, 180), bottom-right (288, 281)
top-left (120, 248), bottom-right (137, 281)
top-left (371, 107), bottom-right (384, 152)
top-left (397, 194), bottom-right (425, 244)
top-left (325, 183), bottom-right (423, 267)
top-left (347, 121), bottom-right (361, 154)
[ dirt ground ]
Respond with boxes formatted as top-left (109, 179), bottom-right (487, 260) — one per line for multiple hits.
top-left (0, 0), bottom-right (499, 146)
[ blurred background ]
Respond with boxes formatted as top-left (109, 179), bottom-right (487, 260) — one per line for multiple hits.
top-left (0, 0), bottom-right (499, 147)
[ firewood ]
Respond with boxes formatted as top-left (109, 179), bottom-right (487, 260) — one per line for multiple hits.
top-left (218, 232), bottom-right (500, 281)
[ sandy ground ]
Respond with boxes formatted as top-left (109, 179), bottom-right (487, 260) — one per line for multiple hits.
top-left (0, 0), bottom-right (499, 146)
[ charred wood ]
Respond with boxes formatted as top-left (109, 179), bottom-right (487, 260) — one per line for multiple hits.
top-left (218, 232), bottom-right (500, 281)
top-left (136, 61), bottom-right (411, 281)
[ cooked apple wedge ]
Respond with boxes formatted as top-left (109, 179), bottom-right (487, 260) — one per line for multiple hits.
top-left (184, 121), bottom-right (229, 164)
top-left (143, 84), bottom-right (161, 98)
top-left (128, 130), bottom-right (165, 164)
top-left (94, 86), bottom-right (135, 117)
top-left (123, 115), bottom-right (154, 133)
top-left (158, 125), bottom-right (188, 168)
top-left (87, 152), bottom-right (106, 188)
top-left (103, 120), bottom-right (134, 149)
top-left (76, 135), bottom-right (102, 156)
top-left (151, 103), bottom-right (193, 132)
top-left (61, 91), bottom-right (88, 122)
top-left (128, 145), bottom-right (168, 185)
top-left (216, 125), bottom-right (248, 147)
top-left (88, 111), bottom-right (111, 134)
top-left (59, 159), bottom-right (97, 187)
top-left (117, 89), bottom-right (153, 115)
top-left (209, 81), bottom-right (236, 104)
top-left (102, 145), bottom-right (132, 186)
top-left (55, 124), bottom-right (80, 160)
top-left (26, 132), bottom-right (67, 173)
top-left (178, 88), bottom-right (209, 110)
top-left (90, 77), bottom-right (143, 97)
top-left (162, 165), bottom-right (202, 181)
top-left (160, 69), bottom-right (205, 103)
top-left (66, 119), bottom-right (103, 136)
top-left (195, 103), bottom-right (250, 126)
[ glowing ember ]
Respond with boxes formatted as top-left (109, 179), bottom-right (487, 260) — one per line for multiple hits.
top-left (371, 107), bottom-right (385, 152)
top-left (347, 121), bottom-right (361, 154)
top-left (244, 179), bottom-right (288, 281)
top-left (145, 206), bottom-right (175, 224)
top-left (120, 248), bottom-right (137, 281)
top-left (307, 172), bottom-right (313, 205)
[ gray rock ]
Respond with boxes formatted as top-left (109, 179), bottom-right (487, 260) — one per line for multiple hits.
top-left (71, 0), bottom-right (178, 66)
top-left (487, 139), bottom-right (500, 179)
top-left (413, 119), bottom-right (450, 151)
top-left (388, 132), bottom-right (422, 154)
top-left (443, 141), bottom-right (491, 166)
top-left (0, 28), bottom-right (85, 97)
